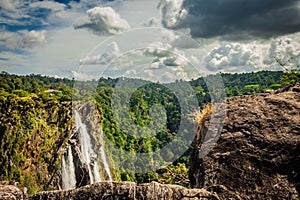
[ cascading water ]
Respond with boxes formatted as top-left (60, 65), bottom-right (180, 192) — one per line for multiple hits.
top-left (75, 110), bottom-right (101, 184)
top-left (61, 108), bottom-right (114, 190)
top-left (100, 145), bottom-right (113, 181)
top-left (61, 145), bottom-right (76, 190)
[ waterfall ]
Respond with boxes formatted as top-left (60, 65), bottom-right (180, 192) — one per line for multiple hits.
top-left (61, 146), bottom-right (76, 190)
top-left (61, 107), bottom-right (113, 190)
top-left (100, 146), bottom-right (112, 181)
top-left (75, 110), bottom-right (101, 184)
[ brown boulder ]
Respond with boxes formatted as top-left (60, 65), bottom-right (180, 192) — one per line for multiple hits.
top-left (190, 83), bottom-right (300, 199)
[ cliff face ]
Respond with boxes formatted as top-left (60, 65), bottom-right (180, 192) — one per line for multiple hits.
top-left (0, 94), bottom-right (73, 194)
top-left (190, 83), bottom-right (300, 199)
top-left (0, 181), bottom-right (219, 200)
top-left (30, 182), bottom-right (218, 200)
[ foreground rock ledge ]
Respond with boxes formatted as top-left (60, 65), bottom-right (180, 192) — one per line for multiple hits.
top-left (30, 182), bottom-right (218, 200)
top-left (0, 181), bottom-right (27, 200)
top-left (190, 83), bottom-right (300, 199)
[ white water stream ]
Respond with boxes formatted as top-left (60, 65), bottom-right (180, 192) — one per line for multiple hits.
top-left (61, 145), bottom-right (76, 190)
top-left (100, 145), bottom-right (113, 182)
top-left (75, 110), bottom-right (101, 184)
top-left (62, 110), bottom-right (114, 190)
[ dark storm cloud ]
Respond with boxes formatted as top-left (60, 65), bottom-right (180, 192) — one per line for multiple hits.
top-left (162, 0), bottom-right (300, 39)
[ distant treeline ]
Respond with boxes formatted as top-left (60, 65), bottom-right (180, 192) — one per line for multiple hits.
top-left (0, 70), bottom-right (286, 98)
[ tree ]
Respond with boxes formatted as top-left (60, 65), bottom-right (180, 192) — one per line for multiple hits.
top-left (280, 69), bottom-right (300, 85)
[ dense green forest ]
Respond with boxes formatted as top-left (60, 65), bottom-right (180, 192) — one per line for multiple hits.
top-left (0, 70), bottom-right (299, 194)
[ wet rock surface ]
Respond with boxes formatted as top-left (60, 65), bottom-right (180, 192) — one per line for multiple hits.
top-left (30, 181), bottom-right (218, 200)
top-left (190, 83), bottom-right (300, 199)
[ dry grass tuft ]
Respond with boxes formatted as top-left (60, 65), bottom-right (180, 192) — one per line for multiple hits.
top-left (193, 104), bottom-right (213, 125)
top-left (190, 103), bottom-right (213, 139)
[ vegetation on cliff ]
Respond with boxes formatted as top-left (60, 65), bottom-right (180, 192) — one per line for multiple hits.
top-left (0, 89), bottom-right (73, 194)
top-left (0, 70), bottom-right (297, 194)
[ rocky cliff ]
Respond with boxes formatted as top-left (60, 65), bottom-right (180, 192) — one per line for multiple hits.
top-left (0, 181), bottom-right (218, 200)
top-left (0, 181), bottom-right (27, 200)
top-left (31, 182), bottom-right (220, 200)
top-left (0, 94), bottom-right (74, 194)
top-left (190, 83), bottom-right (300, 199)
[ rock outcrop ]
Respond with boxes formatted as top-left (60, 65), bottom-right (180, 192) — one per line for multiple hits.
top-left (0, 181), bottom-right (27, 200)
top-left (190, 83), bottom-right (300, 199)
top-left (30, 181), bottom-right (218, 200)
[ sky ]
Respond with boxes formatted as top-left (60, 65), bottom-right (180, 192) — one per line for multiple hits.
top-left (0, 0), bottom-right (300, 81)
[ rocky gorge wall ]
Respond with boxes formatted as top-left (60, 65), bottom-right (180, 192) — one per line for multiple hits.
top-left (190, 83), bottom-right (300, 199)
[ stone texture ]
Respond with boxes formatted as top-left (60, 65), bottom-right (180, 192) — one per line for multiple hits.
top-left (30, 181), bottom-right (218, 200)
top-left (190, 83), bottom-right (300, 199)
top-left (0, 181), bottom-right (27, 200)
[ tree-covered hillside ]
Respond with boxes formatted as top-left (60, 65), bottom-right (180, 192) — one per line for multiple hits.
top-left (0, 70), bottom-right (297, 194)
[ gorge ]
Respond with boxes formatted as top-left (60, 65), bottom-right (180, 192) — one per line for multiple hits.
top-left (0, 72), bottom-right (299, 199)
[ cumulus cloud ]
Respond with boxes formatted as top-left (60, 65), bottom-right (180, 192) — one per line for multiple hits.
top-left (142, 40), bottom-right (188, 68)
top-left (158, 0), bottom-right (187, 28)
top-left (266, 35), bottom-right (300, 70)
top-left (138, 41), bottom-right (191, 82)
top-left (205, 42), bottom-right (262, 72)
top-left (160, 29), bottom-right (198, 49)
top-left (0, 30), bottom-right (47, 50)
top-left (203, 32), bottom-right (300, 72)
top-left (159, 0), bottom-right (300, 39)
top-left (148, 55), bottom-right (186, 69)
top-left (143, 17), bottom-right (160, 27)
top-left (142, 63), bottom-right (190, 82)
top-left (80, 42), bottom-right (120, 65)
top-left (143, 42), bottom-right (173, 57)
top-left (74, 6), bottom-right (130, 35)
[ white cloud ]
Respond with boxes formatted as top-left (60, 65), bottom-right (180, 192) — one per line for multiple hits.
top-left (204, 33), bottom-right (300, 73)
top-left (144, 42), bottom-right (173, 57)
top-left (149, 56), bottom-right (186, 68)
top-left (80, 42), bottom-right (120, 65)
top-left (142, 63), bottom-right (189, 82)
top-left (0, 30), bottom-right (47, 50)
top-left (29, 1), bottom-right (66, 12)
top-left (158, 0), bottom-right (187, 28)
top-left (0, 0), bottom-right (16, 11)
top-left (143, 17), bottom-right (160, 27)
top-left (74, 6), bottom-right (130, 35)
top-left (0, 0), bottom-right (31, 26)
top-left (160, 29), bottom-right (198, 49)
top-left (0, 0), bottom-right (77, 30)
top-left (71, 71), bottom-right (98, 81)
top-left (266, 35), bottom-right (300, 70)
top-left (117, 0), bottom-right (161, 28)
top-left (22, 30), bottom-right (47, 47)
top-left (205, 42), bottom-right (262, 72)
